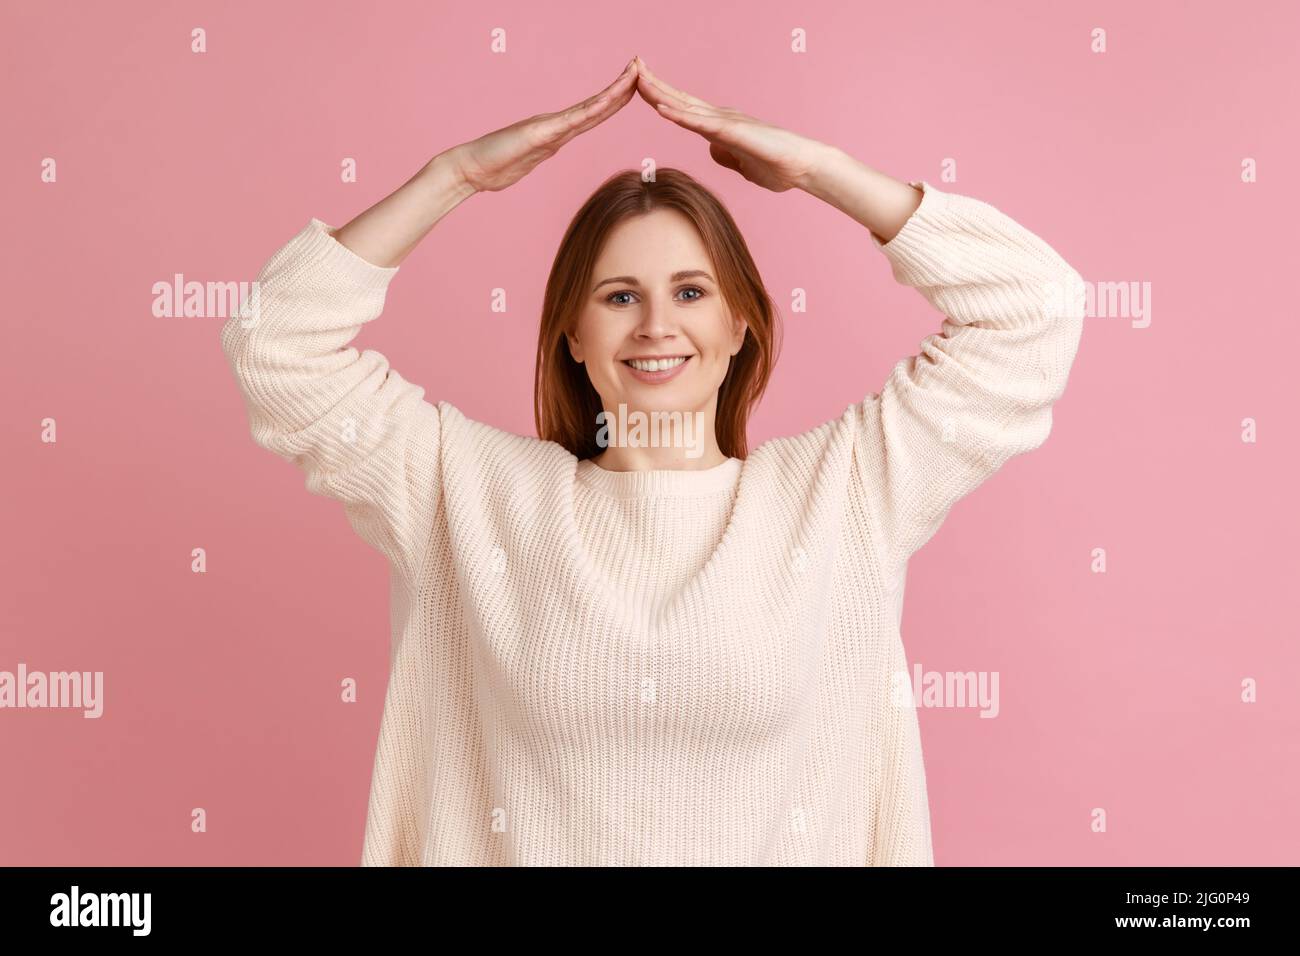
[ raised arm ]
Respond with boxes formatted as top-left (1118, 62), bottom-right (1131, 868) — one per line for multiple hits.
top-left (804, 151), bottom-right (1086, 579)
top-left (630, 62), bottom-right (1086, 581)
top-left (219, 60), bottom-right (641, 589)
top-left (218, 151), bottom-right (473, 586)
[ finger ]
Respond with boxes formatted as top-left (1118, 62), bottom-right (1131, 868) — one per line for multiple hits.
top-left (636, 58), bottom-right (714, 109)
top-left (572, 61), bottom-right (637, 120)
top-left (546, 59), bottom-right (635, 129)
top-left (564, 60), bottom-right (637, 122)
top-left (635, 70), bottom-right (694, 113)
top-left (653, 100), bottom-right (730, 137)
top-left (537, 62), bottom-right (637, 142)
top-left (543, 65), bottom-right (634, 145)
top-left (563, 65), bottom-right (638, 137)
top-left (634, 70), bottom-right (685, 112)
top-left (637, 72), bottom-right (733, 129)
top-left (637, 57), bottom-right (710, 106)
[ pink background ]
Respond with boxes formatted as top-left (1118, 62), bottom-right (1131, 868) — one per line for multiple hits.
top-left (3, 0), bottom-right (1297, 865)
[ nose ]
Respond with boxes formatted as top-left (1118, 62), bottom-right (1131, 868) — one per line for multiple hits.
top-left (633, 292), bottom-right (679, 340)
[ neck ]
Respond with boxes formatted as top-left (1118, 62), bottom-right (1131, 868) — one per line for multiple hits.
top-left (590, 396), bottom-right (729, 472)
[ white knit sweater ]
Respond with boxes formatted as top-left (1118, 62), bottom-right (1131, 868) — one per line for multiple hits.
top-left (220, 179), bottom-right (1085, 866)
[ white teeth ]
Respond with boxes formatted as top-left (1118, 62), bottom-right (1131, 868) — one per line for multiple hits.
top-left (626, 356), bottom-right (687, 372)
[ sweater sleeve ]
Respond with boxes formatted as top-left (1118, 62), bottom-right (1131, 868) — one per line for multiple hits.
top-left (852, 181), bottom-right (1085, 580)
top-left (219, 218), bottom-right (442, 588)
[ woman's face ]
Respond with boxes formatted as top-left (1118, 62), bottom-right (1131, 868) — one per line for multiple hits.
top-left (566, 209), bottom-right (747, 425)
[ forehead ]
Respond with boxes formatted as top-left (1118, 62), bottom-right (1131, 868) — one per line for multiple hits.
top-left (594, 208), bottom-right (710, 271)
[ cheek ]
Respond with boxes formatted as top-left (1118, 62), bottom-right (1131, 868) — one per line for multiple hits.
top-left (572, 314), bottom-right (610, 363)
top-left (583, 322), bottom-right (619, 359)
top-left (700, 315), bottom-right (738, 356)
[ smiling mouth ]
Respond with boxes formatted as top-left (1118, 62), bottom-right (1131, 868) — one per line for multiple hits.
top-left (622, 355), bottom-right (691, 372)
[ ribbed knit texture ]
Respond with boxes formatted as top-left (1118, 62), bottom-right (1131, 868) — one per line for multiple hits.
top-left (219, 180), bottom-right (1085, 866)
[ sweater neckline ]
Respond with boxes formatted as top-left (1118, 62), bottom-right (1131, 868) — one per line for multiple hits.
top-left (574, 456), bottom-right (743, 498)
top-left (562, 452), bottom-right (753, 633)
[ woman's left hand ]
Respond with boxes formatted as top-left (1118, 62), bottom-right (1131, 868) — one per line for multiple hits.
top-left (633, 56), bottom-right (829, 193)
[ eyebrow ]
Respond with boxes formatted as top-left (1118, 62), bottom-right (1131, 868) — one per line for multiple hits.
top-left (592, 270), bottom-right (715, 293)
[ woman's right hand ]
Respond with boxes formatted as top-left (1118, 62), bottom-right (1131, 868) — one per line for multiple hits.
top-left (448, 58), bottom-right (640, 193)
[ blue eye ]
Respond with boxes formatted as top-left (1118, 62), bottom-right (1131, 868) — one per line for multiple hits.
top-left (605, 287), bottom-right (706, 305)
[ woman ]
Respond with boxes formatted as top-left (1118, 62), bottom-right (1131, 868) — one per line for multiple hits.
top-left (220, 56), bottom-right (1085, 866)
